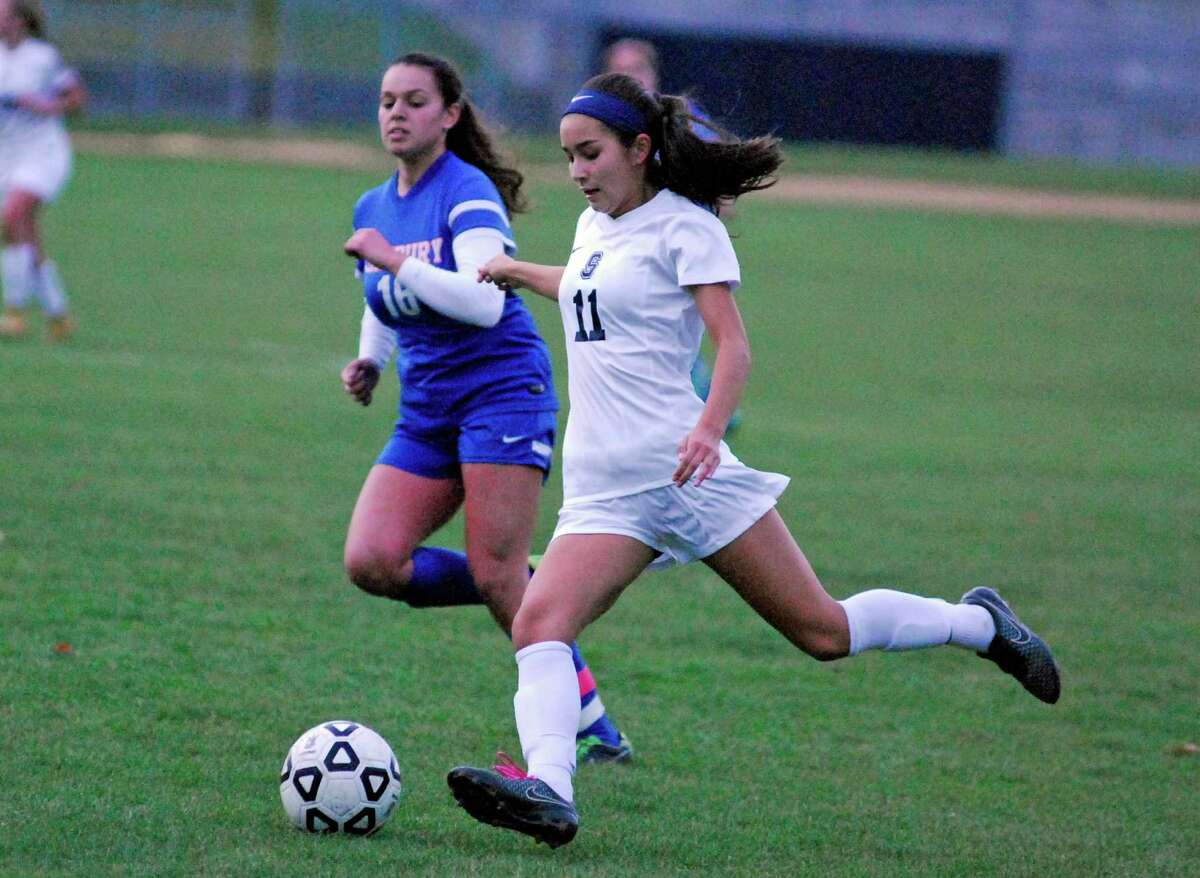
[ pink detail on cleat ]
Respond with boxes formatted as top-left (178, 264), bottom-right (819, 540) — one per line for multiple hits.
top-left (493, 751), bottom-right (531, 780)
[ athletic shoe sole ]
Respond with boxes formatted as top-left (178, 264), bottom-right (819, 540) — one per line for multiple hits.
top-left (447, 766), bottom-right (578, 848)
top-left (962, 586), bottom-right (1061, 704)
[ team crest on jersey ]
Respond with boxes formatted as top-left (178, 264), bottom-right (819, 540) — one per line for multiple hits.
top-left (580, 251), bottom-right (604, 279)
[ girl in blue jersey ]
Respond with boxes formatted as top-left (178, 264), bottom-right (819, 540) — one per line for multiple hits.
top-left (339, 53), bottom-right (629, 763)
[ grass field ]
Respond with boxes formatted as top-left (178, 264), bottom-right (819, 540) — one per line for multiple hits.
top-left (1, 146), bottom-right (1197, 877)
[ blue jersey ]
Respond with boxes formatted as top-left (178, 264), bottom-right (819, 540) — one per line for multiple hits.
top-left (353, 151), bottom-right (558, 421)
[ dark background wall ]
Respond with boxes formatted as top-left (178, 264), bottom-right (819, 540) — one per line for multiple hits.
top-left (601, 27), bottom-right (1005, 151)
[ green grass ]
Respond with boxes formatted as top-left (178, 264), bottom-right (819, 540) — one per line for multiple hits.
top-left (1, 149), bottom-right (1197, 876)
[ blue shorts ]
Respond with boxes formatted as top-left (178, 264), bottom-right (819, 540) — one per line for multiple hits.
top-left (376, 410), bottom-right (556, 481)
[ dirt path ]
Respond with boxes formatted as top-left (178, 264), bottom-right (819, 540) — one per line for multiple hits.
top-left (76, 131), bottom-right (1200, 227)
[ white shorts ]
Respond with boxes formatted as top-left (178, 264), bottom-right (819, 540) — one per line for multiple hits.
top-left (0, 139), bottom-right (72, 203)
top-left (552, 463), bottom-right (790, 570)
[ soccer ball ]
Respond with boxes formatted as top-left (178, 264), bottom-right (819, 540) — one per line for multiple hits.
top-left (279, 720), bottom-right (401, 834)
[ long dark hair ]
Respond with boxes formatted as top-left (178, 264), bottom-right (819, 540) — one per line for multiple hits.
top-left (13, 1), bottom-right (46, 39)
top-left (577, 73), bottom-right (781, 210)
top-left (391, 52), bottom-right (526, 215)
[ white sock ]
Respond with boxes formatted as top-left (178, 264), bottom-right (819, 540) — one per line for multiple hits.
top-left (35, 258), bottom-right (68, 317)
top-left (1, 244), bottom-right (36, 309)
top-left (840, 589), bottom-right (995, 655)
top-left (514, 641), bottom-right (578, 803)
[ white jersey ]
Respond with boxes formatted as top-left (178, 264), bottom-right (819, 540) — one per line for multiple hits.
top-left (0, 37), bottom-right (74, 157)
top-left (557, 188), bottom-right (744, 504)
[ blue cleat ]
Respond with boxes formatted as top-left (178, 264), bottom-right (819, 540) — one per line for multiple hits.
top-left (962, 587), bottom-right (1061, 704)
top-left (447, 753), bottom-right (579, 848)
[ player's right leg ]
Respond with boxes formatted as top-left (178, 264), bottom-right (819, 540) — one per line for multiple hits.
top-left (0, 190), bottom-right (39, 339)
top-left (461, 460), bottom-right (634, 763)
top-left (448, 533), bottom-right (656, 846)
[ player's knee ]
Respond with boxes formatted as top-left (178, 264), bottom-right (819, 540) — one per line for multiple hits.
top-left (511, 592), bottom-right (564, 651)
top-left (343, 545), bottom-right (404, 598)
top-left (794, 626), bottom-right (851, 662)
top-left (2, 204), bottom-right (28, 240)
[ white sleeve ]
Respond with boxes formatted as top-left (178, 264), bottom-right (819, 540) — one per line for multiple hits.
top-left (357, 305), bottom-right (396, 369)
top-left (668, 212), bottom-right (741, 292)
top-left (393, 228), bottom-right (507, 327)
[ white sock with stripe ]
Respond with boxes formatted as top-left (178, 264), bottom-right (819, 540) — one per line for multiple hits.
top-left (513, 640), bottom-right (578, 803)
top-left (840, 589), bottom-right (995, 655)
top-left (35, 258), bottom-right (69, 317)
top-left (1, 244), bottom-right (36, 309)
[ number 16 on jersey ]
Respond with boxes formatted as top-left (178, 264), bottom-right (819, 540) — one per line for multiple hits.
top-left (572, 289), bottom-right (606, 342)
top-left (377, 274), bottom-right (421, 319)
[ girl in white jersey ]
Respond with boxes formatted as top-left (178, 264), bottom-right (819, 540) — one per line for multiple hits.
top-left (445, 72), bottom-right (1062, 848)
top-left (0, 0), bottom-right (84, 341)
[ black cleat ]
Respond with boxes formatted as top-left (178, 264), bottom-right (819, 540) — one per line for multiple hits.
top-left (447, 754), bottom-right (579, 848)
top-left (962, 586), bottom-right (1061, 704)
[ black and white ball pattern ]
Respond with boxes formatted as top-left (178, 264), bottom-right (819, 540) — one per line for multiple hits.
top-left (280, 721), bottom-right (401, 834)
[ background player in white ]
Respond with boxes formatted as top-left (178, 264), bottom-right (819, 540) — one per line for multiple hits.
top-left (339, 52), bottom-right (631, 764)
top-left (446, 71), bottom-right (1061, 847)
top-left (0, 0), bottom-right (85, 341)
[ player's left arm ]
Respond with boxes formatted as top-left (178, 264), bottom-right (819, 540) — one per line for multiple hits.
top-left (343, 227), bottom-right (507, 327)
top-left (17, 66), bottom-right (86, 117)
top-left (673, 282), bottom-right (750, 487)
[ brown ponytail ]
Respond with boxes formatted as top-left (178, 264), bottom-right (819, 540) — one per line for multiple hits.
top-left (392, 52), bottom-right (527, 215)
top-left (577, 72), bottom-right (782, 211)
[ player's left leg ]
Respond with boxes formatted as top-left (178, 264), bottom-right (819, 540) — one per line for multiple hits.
top-left (703, 509), bottom-right (1060, 702)
top-left (461, 462), bottom-right (543, 629)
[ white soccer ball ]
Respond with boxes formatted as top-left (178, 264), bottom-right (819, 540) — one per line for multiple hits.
top-left (279, 720), bottom-right (401, 834)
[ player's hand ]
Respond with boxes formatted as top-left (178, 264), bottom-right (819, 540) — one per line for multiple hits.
top-left (344, 229), bottom-right (404, 274)
top-left (477, 255), bottom-right (519, 290)
top-left (674, 424), bottom-right (723, 487)
top-left (341, 358), bottom-right (381, 406)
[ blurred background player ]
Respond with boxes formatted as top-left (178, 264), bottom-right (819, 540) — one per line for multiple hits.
top-left (339, 52), bottom-right (631, 764)
top-left (602, 37), bottom-right (737, 428)
top-left (0, 0), bottom-right (85, 341)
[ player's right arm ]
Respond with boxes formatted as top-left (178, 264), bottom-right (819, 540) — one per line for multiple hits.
top-left (341, 306), bottom-right (391, 406)
top-left (477, 256), bottom-right (564, 301)
top-left (343, 200), bottom-right (395, 407)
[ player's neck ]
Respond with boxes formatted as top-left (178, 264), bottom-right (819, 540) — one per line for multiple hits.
top-left (396, 143), bottom-right (447, 196)
top-left (608, 182), bottom-right (659, 220)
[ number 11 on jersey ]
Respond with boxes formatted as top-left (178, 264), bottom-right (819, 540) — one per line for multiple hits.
top-left (572, 289), bottom-right (606, 342)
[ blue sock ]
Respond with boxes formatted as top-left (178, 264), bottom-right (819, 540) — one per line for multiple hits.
top-left (403, 547), bottom-right (484, 607)
top-left (572, 641), bottom-right (621, 745)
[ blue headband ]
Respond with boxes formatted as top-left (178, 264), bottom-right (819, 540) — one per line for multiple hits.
top-left (561, 90), bottom-right (648, 135)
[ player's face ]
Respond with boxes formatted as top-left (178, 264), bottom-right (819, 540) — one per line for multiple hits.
top-left (377, 64), bottom-right (460, 160)
top-left (561, 113), bottom-right (652, 219)
top-left (605, 46), bottom-right (658, 92)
